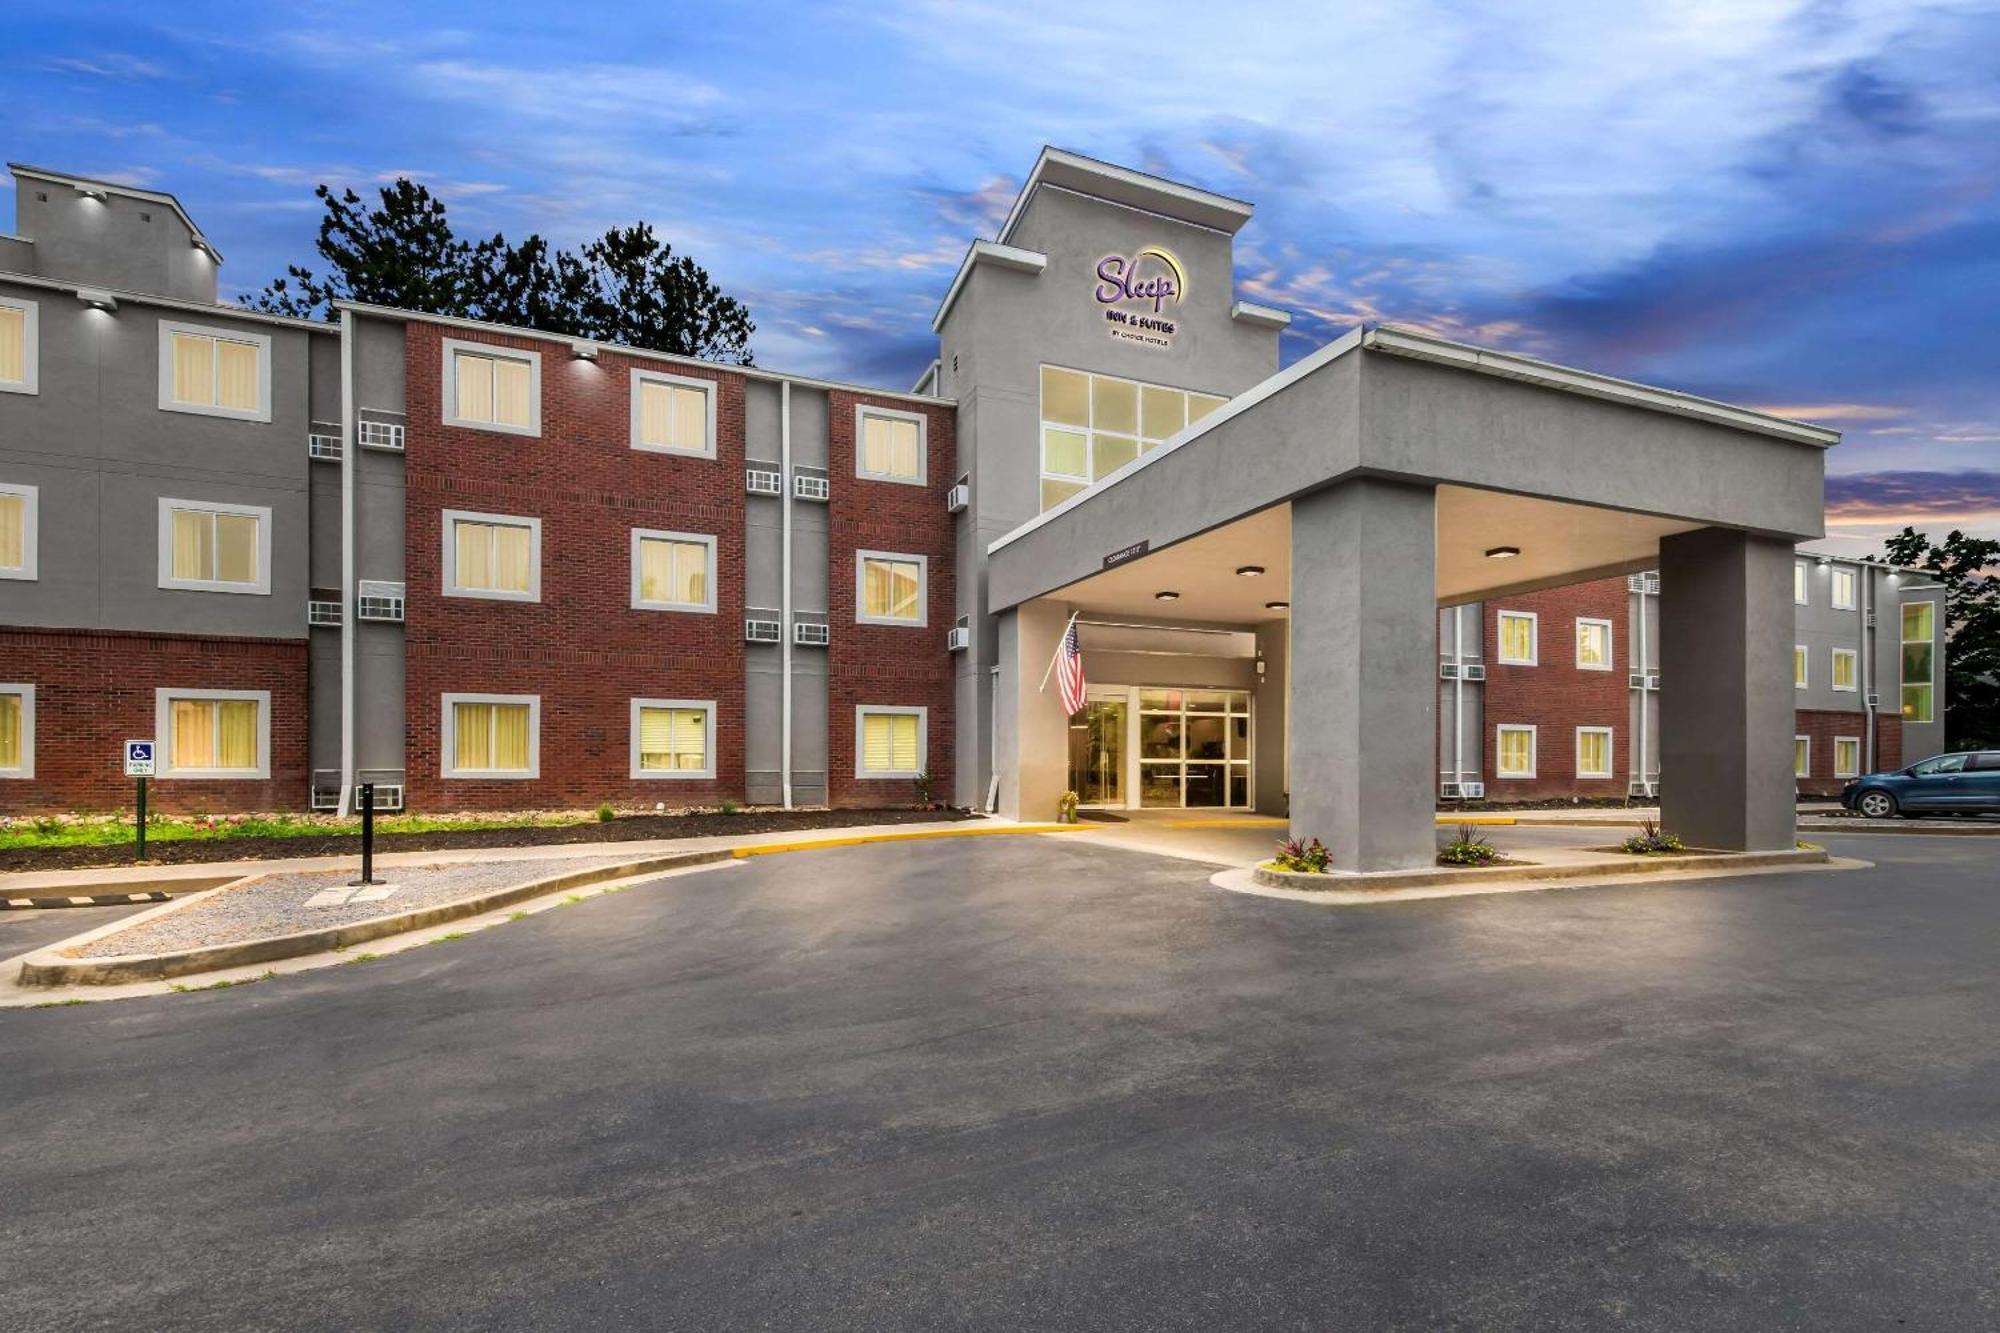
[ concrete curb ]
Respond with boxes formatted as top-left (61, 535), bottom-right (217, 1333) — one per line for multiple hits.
top-left (730, 823), bottom-right (1082, 857)
top-left (0, 873), bottom-right (242, 905)
top-left (1250, 846), bottom-right (1830, 893)
top-left (3, 890), bottom-right (175, 911)
top-left (1798, 819), bottom-right (2000, 836)
top-left (16, 851), bottom-right (731, 987)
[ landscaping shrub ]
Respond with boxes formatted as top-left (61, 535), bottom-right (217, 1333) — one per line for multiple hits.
top-left (1620, 819), bottom-right (1685, 855)
top-left (596, 802), bottom-right (617, 823)
top-left (1438, 823), bottom-right (1499, 866)
top-left (1273, 836), bottom-right (1332, 874)
top-left (1056, 790), bottom-right (1080, 824)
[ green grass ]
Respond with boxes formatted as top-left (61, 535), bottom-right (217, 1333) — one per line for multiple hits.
top-left (168, 970), bottom-right (278, 993)
top-left (0, 810), bottom-right (592, 852)
top-left (32, 997), bottom-right (89, 1008)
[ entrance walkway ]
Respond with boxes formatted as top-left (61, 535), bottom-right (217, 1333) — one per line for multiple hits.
top-left (1066, 809), bottom-right (1628, 868)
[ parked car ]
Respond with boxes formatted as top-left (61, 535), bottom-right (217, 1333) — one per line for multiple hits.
top-left (1842, 751), bottom-right (2000, 818)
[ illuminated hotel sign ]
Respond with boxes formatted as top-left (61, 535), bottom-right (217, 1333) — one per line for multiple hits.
top-left (1094, 246), bottom-right (1185, 348)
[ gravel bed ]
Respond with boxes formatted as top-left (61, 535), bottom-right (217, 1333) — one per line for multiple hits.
top-left (70, 857), bottom-right (625, 958)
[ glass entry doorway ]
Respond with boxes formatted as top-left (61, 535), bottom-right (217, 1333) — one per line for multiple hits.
top-left (1067, 686), bottom-right (1253, 810)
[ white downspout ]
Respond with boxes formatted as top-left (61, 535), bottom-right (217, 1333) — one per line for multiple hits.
top-left (1635, 576), bottom-right (1649, 797)
top-left (1862, 566), bottom-right (1875, 771)
top-left (337, 308), bottom-right (356, 817)
top-left (779, 380), bottom-right (794, 810)
top-left (1452, 605), bottom-right (1466, 787)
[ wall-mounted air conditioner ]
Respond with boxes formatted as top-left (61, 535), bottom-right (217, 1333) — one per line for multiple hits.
top-left (1460, 663), bottom-right (1486, 682)
top-left (744, 619), bottom-right (781, 643)
top-left (357, 580), bottom-right (405, 622)
top-left (358, 420), bottom-right (405, 452)
top-left (1865, 691), bottom-right (1881, 708)
top-left (745, 468), bottom-right (782, 496)
top-left (947, 624), bottom-right (970, 651)
top-left (1629, 780), bottom-right (1656, 798)
top-left (946, 481), bottom-right (970, 513)
top-left (307, 599), bottom-right (343, 627)
top-left (1440, 662), bottom-right (1460, 680)
top-left (1646, 672), bottom-right (1661, 690)
top-left (308, 433), bottom-right (343, 462)
top-left (794, 475), bottom-right (830, 502)
top-left (794, 622), bottom-right (829, 646)
top-left (1460, 781), bottom-right (1485, 799)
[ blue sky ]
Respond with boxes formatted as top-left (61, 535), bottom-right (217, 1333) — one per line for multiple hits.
top-left (7, 0), bottom-right (1999, 544)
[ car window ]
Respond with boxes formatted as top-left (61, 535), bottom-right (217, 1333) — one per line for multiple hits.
top-left (1971, 752), bottom-right (2000, 772)
top-left (1913, 754), bottom-right (1969, 775)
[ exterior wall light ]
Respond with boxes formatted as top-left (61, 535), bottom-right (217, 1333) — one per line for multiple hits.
top-left (75, 185), bottom-right (109, 202)
top-left (570, 340), bottom-right (600, 361)
top-left (1154, 590), bottom-right (1180, 601)
top-left (1236, 565), bottom-right (1265, 577)
top-left (75, 288), bottom-right (118, 312)
top-left (1264, 600), bottom-right (1289, 611)
top-left (1816, 555), bottom-right (1831, 566)
top-left (1484, 545), bottom-right (1520, 559)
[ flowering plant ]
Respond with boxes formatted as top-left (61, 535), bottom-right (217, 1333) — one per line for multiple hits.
top-left (1273, 836), bottom-right (1332, 873)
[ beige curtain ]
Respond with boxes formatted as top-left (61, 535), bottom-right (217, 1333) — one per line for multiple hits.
top-left (455, 521), bottom-right (492, 589)
top-left (454, 702), bottom-right (494, 770)
top-left (0, 495), bottom-right (23, 571)
top-left (1500, 729), bottom-right (1532, 775)
top-left (455, 352), bottom-right (493, 422)
top-left (639, 381), bottom-right (671, 447)
top-left (864, 560), bottom-right (919, 619)
top-left (172, 699), bottom-right (214, 769)
top-left (639, 706), bottom-right (706, 771)
top-left (862, 714), bottom-right (918, 773)
top-left (216, 513), bottom-right (259, 584)
top-left (640, 539), bottom-right (706, 605)
top-left (218, 700), bottom-right (258, 769)
top-left (1576, 622), bottom-right (1605, 667)
top-left (672, 387), bottom-right (705, 451)
top-left (492, 703), bottom-right (531, 769)
top-left (1578, 731), bottom-right (1607, 776)
top-left (673, 542), bottom-right (706, 605)
top-left (172, 509), bottom-right (213, 581)
top-left (494, 358), bottom-right (531, 427)
top-left (492, 524), bottom-right (532, 592)
top-left (172, 333), bottom-right (213, 406)
top-left (0, 307), bottom-right (22, 384)
top-left (1502, 616), bottom-right (1533, 662)
top-left (1039, 366), bottom-right (1089, 428)
top-left (0, 694), bottom-right (19, 770)
top-left (216, 340), bottom-right (258, 411)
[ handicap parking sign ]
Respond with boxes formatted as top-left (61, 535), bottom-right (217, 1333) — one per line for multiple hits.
top-left (124, 740), bottom-right (156, 777)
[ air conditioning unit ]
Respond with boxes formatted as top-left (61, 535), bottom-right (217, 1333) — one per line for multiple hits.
top-left (1865, 610), bottom-right (1877, 628)
top-left (356, 580), bottom-right (405, 622)
top-left (744, 618), bottom-right (781, 643)
top-left (1865, 691), bottom-right (1881, 708)
top-left (1460, 782), bottom-right (1485, 799)
top-left (1646, 672), bottom-right (1661, 690)
top-left (946, 481), bottom-right (970, 513)
top-left (358, 419), bottom-right (405, 452)
top-left (1627, 574), bottom-right (1645, 593)
top-left (947, 624), bottom-right (970, 651)
top-left (355, 783), bottom-right (405, 812)
top-left (1629, 780), bottom-right (1656, 799)
top-left (1439, 781), bottom-right (1462, 798)
top-left (794, 475), bottom-right (830, 502)
top-left (1461, 663), bottom-right (1486, 682)
top-left (309, 772), bottom-right (342, 811)
top-left (307, 599), bottom-right (342, 627)
top-left (308, 432), bottom-right (343, 461)
top-left (1644, 573), bottom-right (1660, 594)
top-left (745, 468), bottom-right (782, 496)
top-left (794, 622), bottom-right (829, 646)
top-left (1439, 662), bottom-right (1460, 680)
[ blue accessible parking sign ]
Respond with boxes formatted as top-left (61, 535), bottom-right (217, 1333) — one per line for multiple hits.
top-left (123, 740), bottom-right (156, 777)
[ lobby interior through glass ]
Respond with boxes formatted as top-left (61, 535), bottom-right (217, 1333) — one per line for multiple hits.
top-left (1067, 686), bottom-right (1253, 809)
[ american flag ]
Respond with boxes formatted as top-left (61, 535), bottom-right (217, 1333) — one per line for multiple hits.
top-left (1056, 616), bottom-right (1088, 716)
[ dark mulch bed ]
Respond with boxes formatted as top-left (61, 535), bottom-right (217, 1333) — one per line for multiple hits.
top-left (0, 808), bottom-right (977, 874)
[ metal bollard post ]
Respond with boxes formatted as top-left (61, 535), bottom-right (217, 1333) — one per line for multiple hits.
top-left (135, 775), bottom-right (148, 861)
top-left (348, 783), bottom-right (384, 887)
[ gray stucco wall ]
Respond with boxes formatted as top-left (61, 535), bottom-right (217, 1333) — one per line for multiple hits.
top-left (11, 182), bottom-right (218, 305)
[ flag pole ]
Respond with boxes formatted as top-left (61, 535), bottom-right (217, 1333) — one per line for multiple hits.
top-left (1038, 611), bottom-right (1081, 692)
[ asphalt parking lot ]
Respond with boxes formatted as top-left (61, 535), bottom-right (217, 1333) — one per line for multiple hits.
top-left (2, 830), bottom-right (1995, 1331)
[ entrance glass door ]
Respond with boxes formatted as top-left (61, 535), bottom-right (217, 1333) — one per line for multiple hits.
top-left (1066, 694), bottom-right (1127, 807)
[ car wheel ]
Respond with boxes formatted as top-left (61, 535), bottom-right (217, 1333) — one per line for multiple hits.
top-left (1857, 790), bottom-right (1898, 819)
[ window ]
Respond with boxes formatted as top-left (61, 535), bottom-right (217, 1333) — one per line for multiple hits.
top-left (1834, 737), bottom-right (1861, 778)
top-left (1912, 753), bottom-right (1966, 776)
top-left (1496, 725), bottom-right (1536, 778)
top-left (1575, 726), bottom-right (1613, 779)
top-left (1830, 566), bottom-right (1857, 610)
top-left (1136, 688), bottom-right (1254, 809)
top-left (0, 483), bottom-right (37, 580)
top-left (631, 530), bottom-right (715, 612)
top-left (855, 406), bottom-right (927, 485)
top-left (1575, 618), bottom-right (1612, 671)
top-left (1901, 602), bottom-right (1935, 723)
top-left (0, 684), bottom-right (34, 778)
top-left (1794, 736), bottom-right (1810, 779)
top-left (443, 338), bottom-right (539, 435)
top-left (630, 699), bottom-right (715, 779)
top-left (856, 705), bottom-right (926, 779)
top-left (442, 693), bottom-right (539, 778)
top-left (1037, 365), bottom-right (1227, 511)
top-left (156, 688), bottom-right (269, 779)
top-left (631, 370), bottom-right (715, 457)
top-left (157, 499), bottom-right (271, 594)
top-left (856, 551), bottom-right (926, 626)
top-left (1831, 648), bottom-right (1857, 692)
top-left (158, 321), bottom-right (270, 421)
top-left (1794, 645), bottom-right (1808, 690)
top-left (1497, 611), bottom-right (1538, 666)
top-left (1794, 561), bottom-right (1809, 606)
top-left (0, 296), bottom-right (37, 394)
top-left (443, 511), bottom-right (540, 601)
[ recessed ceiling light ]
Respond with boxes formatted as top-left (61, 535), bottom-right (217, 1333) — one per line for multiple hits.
top-left (1154, 590), bottom-right (1180, 601)
top-left (1236, 565), bottom-right (1265, 578)
top-left (1265, 600), bottom-right (1289, 611)
top-left (1484, 545), bottom-right (1520, 559)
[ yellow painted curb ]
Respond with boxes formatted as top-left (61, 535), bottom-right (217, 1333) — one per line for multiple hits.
top-left (1436, 814), bottom-right (1516, 826)
top-left (731, 823), bottom-right (1085, 858)
top-left (1161, 818), bottom-right (1287, 829)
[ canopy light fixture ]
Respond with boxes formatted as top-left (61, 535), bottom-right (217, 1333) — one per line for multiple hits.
top-left (74, 288), bottom-right (118, 312)
top-left (1235, 565), bottom-right (1265, 578)
top-left (570, 340), bottom-right (600, 361)
top-left (1154, 590), bottom-right (1180, 602)
top-left (1484, 545), bottom-right (1520, 559)
top-left (1265, 600), bottom-right (1290, 611)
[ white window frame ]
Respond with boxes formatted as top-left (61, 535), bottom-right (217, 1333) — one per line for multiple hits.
top-left (0, 296), bottom-right (39, 395)
top-left (1830, 647), bottom-right (1858, 693)
top-left (157, 319), bottom-right (272, 422)
top-left (630, 368), bottom-right (717, 459)
top-left (157, 498), bottom-right (273, 595)
top-left (1036, 363), bottom-right (1228, 510)
top-left (1574, 617), bottom-right (1613, 672)
top-left (629, 528), bottom-right (717, 614)
top-left (440, 692), bottom-right (541, 780)
top-left (441, 337), bottom-right (541, 437)
top-left (1575, 725), bottom-right (1614, 779)
top-left (1794, 560), bottom-right (1809, 606)
top-left (628, 697), bottom-right (717, 780)
top-left (1829, 566), bottom-right (1857, 611)
top-left (1794, 734), bottom-right (1811, 779)
top-left (854, 404), bottom-right (929, 486)
top-left (1495, 724), bottom-right (1537, 779)
top-left (1794, 644), bottom-right (1808, 690)
top-left (154, 687), bottom-right (271, 780)
top-left (0, 482), bottom-right (38, 581)
top-left (1833, 735), bottom-right (1862, 779)
top-left (1496, 610), bottom-right (1538, 666)
top-left (442, 509), bottom-right (542, 603)
top-left (855, 550), bottom-right (928, 627)
top-left (854, 704), bottom-right (928, 780)
top-left (0, 683), bottom-right (35, 778)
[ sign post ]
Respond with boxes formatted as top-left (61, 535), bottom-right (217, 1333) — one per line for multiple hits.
top-left (123, 740), bottom-right (156, 861)
top-left (348, 783), bottom-right (384, 888)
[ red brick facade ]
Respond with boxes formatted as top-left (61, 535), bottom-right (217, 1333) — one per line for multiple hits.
top-left (0, 628), bottom-right (308, 814)
top-left (1481, 577), bottom-right (1631, 799)
top-left (1795, 708), bottom-right (1901, 796)
top-left (825, 391), bottom-right (957, 807)
top-left (401, 325), bottom-right (748, 810)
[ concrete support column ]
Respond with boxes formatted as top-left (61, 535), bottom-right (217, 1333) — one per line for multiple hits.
top-left (993, 599), bottom-right (1072, 821)
top-left (1658, 527), bottom-right (1796, 850)
top-left (1288, 479), bottom-right (1438, 871)
top-left (1253, 618), bottom-right (1289, 817)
